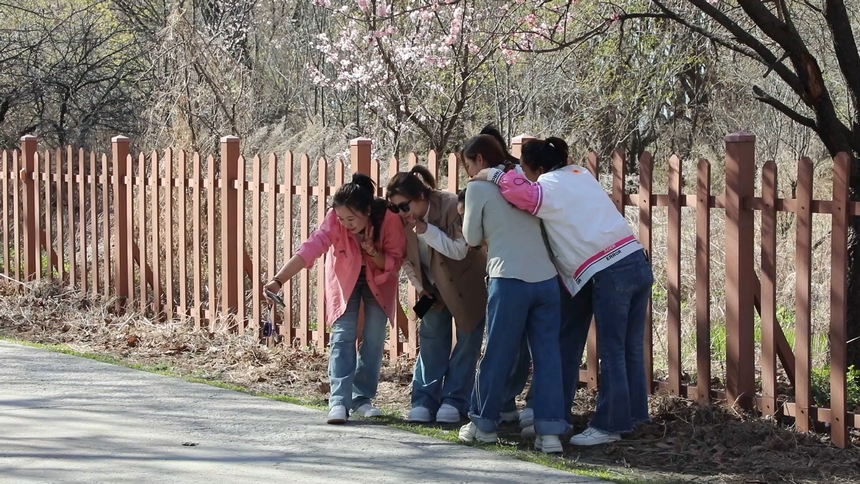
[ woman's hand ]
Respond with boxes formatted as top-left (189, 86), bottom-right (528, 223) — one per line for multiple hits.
top-left (361, 224), bottom-right (378, 256)
top-left (405, 213), bottom-right (428, 234)
top-left (264, 279), bottom-right (282, 302)
top-left (469, 168), bottom-right (492, 182)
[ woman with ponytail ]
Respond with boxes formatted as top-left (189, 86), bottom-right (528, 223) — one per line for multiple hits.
top-left (457, 134), bottom-right (568, 454)
top-left (265, 173), bottom-right (406, 425)
top-left (385, 165), bottom-right (488, 424)
top-left (471, 137), bottom-right (653, 446)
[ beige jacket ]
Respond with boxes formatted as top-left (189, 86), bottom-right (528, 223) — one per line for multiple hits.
top-left (402, 190), bottom-right (488, 334)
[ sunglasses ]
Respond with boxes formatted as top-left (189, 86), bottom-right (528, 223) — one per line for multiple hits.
top-left (388, 200), bottom-right (411, 214)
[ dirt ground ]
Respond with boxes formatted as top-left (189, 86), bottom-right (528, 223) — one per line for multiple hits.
top-left (2, 280), bottom-right (860, 483)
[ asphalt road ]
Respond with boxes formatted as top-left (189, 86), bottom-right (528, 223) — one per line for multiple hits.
top-left (0, 341), bottom-right (606, 483)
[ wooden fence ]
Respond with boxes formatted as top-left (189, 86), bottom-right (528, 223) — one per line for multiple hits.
top-left (0, 132), bottom-right (855, 447)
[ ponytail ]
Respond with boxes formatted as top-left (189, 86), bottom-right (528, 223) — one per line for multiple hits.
top-left (479, 125), bottom-right (519, 164)
top-left (520, 137), bottom-right (570, 174)
top-left (409, 165), bottom-right (437, 190)
top-left (386, 164), bottom-right (436, 201)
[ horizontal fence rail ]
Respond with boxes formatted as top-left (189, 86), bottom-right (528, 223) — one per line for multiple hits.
top-left (0, 132), bottom-right (854, 447)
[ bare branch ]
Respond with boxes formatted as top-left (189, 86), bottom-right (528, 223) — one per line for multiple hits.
top-left (752, 85), bottom-right (816, 129)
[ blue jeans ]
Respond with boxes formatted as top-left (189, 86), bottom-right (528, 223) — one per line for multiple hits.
top-left (589, 250), bottom-right (653, 433)
top-left (328, 272), bottom-right (389, 412)
top-left (502, 336), bottom-right (532, 413)
top-left (411, 306), bottom-right (485, 417)
top-left (470, 277), bottom-right (569, 435)
top-left (559, 277), bottom-right (592, 424)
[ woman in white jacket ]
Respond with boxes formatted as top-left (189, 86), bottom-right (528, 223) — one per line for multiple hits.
top-left (472, 137), bottom-right (653, 446)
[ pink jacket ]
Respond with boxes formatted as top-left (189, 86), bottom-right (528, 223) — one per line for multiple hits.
top-left (295, 208), bottom-right (406, 326)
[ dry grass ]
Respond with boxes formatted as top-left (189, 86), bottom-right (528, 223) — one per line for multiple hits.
top-left (2, 278), bottom-right (860, 483)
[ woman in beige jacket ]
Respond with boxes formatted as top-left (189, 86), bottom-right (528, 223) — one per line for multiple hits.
top-left (386, 166), bottom-right (488, 423)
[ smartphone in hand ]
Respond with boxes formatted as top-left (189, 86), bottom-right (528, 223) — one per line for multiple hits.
top-left (413, 294), bottom-right (436, 319)
top-left (265, 289), bottom-right (286, 308)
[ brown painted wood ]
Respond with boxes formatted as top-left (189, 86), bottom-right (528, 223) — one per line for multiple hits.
top-left (795, 157), bottom-right (814, 432)
top-left (760, 161), bottom-right (778, 416)
top-left (667, 155), bottom-right (682, 397)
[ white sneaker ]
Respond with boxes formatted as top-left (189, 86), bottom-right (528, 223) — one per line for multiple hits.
top-left (519, 407), bottom-right (534, 428)
top-left (458, 422), bottom-right (498, 444)
top-left (569, 427), bottom-right (621, 446)
top-left (327, 405), bottom-right (348, 424)
top-left (355, 403), bottom-right (382, 418)
top-left (407, 406), bottom-right (433, 423)
top-left (499, 410), bottom-right (520, 423)
top-left (535, 434), bottom-right (563, 454)
top-left (435, 403), bottom-right (462, 423)
top-left (520, 425), bottom-right (536, 439)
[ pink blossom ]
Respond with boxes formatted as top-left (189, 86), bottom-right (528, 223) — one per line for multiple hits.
top-left (356, 0), bottom-right (369, 12)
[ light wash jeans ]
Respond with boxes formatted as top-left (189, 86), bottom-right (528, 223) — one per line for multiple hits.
top-left (328, 272), bottom-right (389, 412)
top-left (469, 277), bottom-right (569, 436)
top-left (411, 306), bottom-right (485, 417)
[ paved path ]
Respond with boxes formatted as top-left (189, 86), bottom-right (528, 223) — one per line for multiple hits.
top-left (0, 341), bottom-right (606, 483)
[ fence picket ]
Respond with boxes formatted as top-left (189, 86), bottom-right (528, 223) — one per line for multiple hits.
top-left (638, 152), bottom-right (654, 391)
top-left (282, 152), bottom-right (294, 342)
top-left (192, 153), bottom-right (202, 327)
top-left (44, 151), bottom-right (53, 279)
top-left (795, 157), bottom-right (813, 432)
top-left (667, 155), bottom-right (682, 396)
top-left (585, 151), bottom-right (600, 389)
top-left (252, 155), bottom-right (263, 338)
top-left (206, 154), bottom-right (216, 327)
top-left (138, 153), bottom-right (148, 313)
top-left (265, 154), bottom-right (278, 344)
top-left (150, 151), bottom-right (161, 313)
top-left (164, 149), bottom-right (174, 319)
top-left (67, 147), bottom-right (75, 288)
top-left (299, 154), bottom-right (311, 347)
top-left (90, 153), bottom-right (99, 292)
top-left (55, 148), bottom-right (64, 281)
top-left (317, 157), bottom-right (328, 350)
top-left (236, 156), bottom-right (246, 334)
top-left (177, 151), bottom-right (188, 321)
top-left (101, 154), bottom-right (110, 296)
top-left (760, 161), bottom-right (778, 415)
top-left (696, 159), bottom-right (712, 404)
top-left (830, 152), bottom-right (851, 447)
top-left (78, 149), bottom-right (87, 293)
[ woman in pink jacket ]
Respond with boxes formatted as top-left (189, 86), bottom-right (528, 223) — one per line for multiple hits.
top-left (264, 173), bottom-right (406, 424)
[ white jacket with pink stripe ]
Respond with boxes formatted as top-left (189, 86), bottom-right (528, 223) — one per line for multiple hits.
top-left (487, 164), bottom-right (643, 296)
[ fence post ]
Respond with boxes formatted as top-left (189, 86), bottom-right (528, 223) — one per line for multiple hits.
top-left (510, 134), bottom-right (535, 158)
top-left (724, 131), bottom-right (756, 409)
top-left (221, 136), bottom-right (241, 314)
top-left (350, 138), bottom-right (371, 350)
top-left (350, 137), bottom-right (372, 176)
top-left (112, 136), bottom-right (131, 307)
top-left (20, 135), bottom-right (38, 281)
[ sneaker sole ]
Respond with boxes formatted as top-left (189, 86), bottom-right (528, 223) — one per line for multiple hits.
top-left (569, 438), bottom-right (620, 446)
top-left (536, 441), bottom-right (563, 453)
top-left (407, 416), bottom-right (433, 423)
top-left (363, 410), bottom-right (383, 418)
top-left (435, 415), bottom-right (461, 423)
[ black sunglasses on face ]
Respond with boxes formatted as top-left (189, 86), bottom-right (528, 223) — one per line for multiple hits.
top-left (388, 200), bottom-right (411, 214)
